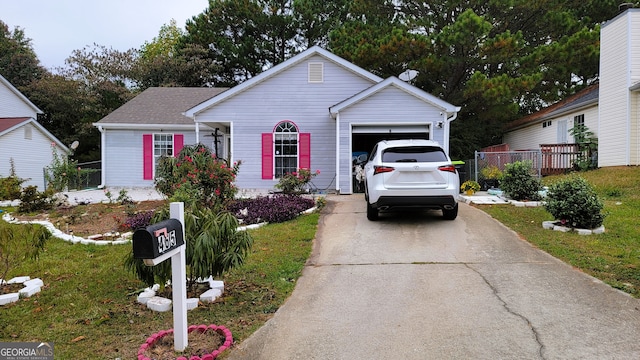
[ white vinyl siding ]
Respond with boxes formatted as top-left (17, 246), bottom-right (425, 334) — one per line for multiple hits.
top-left (0, 81), bottom-right (39, 119)
top-left (598, 9), bottom-right (640, 166)
top-left (102, 129), bottom-right (197, 187)
top-left (194, 54), bottom-right (376, 190)
top-left (0, 123), bottom-right (65, 190)
top-left (503, 105), bottom-right (599, 151)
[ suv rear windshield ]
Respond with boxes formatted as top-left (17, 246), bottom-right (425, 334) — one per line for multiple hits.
top-left (382, 146), bottom-right (448, 163)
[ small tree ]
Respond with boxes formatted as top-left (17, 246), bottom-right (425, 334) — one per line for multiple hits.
top-left (0, 222), bottom-right (50, 286)
top-left (569, 124), bottom-right (598, 171)
top-left (544, 175), bottom-right (606, 229)
top-left (500, 160), bottom-right (542, 201)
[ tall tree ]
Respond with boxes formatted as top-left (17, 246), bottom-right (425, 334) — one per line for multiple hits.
top-left (329, 0), bottom-right (619, 158)
top-left (0, 20), bottom-right (44, 88)
top-left (133, 20), bottom-right (220, 88)
top-left (182, 0), bottom-right (303, 86)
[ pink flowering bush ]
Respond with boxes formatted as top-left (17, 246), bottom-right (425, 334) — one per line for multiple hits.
top-left (155, 144), bottom-right (241, 209)
top-left (275, 168), bottom-right (320, 194)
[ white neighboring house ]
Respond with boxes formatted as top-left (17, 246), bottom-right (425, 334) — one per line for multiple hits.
top-left (502, 7), bottom-right (640, 168)
top-left (0, 74), bottom-right (69, 190)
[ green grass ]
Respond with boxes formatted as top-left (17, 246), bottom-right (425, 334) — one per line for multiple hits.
top-left (0, 212), bottom-right (318, 359)
top-left (478, 166), bottom-right (640, 297)
top-left (1, 167), bottom-right (638, 357)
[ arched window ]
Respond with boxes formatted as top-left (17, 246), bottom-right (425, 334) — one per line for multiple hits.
top-left (274, 121), bottom-right (299, 178)
top-left (261, 121), bottom-right (311, 180)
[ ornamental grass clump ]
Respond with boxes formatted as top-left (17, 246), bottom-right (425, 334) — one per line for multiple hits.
top-left (500, 160), bottom-right (542, 201)
top-left (544, 175), bottom-right (606, 229)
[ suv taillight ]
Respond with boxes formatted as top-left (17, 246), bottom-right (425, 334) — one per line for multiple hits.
top-left (438, 165), bottom-right (457, 173)
top-left (373, 166), bottom-right (395, 175)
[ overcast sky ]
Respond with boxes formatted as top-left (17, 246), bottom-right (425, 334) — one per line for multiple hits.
top-left (2, 0), bottom-right (209, 70)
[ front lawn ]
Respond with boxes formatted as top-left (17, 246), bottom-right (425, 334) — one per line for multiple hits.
top-left (0, 207), bottom-right (318, 359)
top-left (478, 166), bottom-right (640, 298)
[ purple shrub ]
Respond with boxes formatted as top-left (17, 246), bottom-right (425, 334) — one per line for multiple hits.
top-left (228, 195), bottom-right (315, 225)
top-left (122, 210), bottom-right (155, 231)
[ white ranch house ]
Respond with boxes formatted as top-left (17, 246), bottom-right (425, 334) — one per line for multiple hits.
top-left (0, 74), bottom-right (68, 190)
top-left (502, 8), bottom-right (640, 169)
top-left (94, 46), bottom-right (461, 194)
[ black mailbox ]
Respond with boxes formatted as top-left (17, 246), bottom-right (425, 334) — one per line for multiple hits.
top-left (133, 218), bottom-right (185, 260)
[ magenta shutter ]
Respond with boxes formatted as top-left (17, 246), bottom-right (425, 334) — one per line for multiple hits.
top-left (143, 134), bottom-right (153, 180)
top-left (174, 134), bottom-right (184, 157)
top-left (299, 133), bottom-right (311, 169)
top-left (262, 133), bottom-right (273, 179)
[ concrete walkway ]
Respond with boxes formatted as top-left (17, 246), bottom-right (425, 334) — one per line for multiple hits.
top-left (227, 195), bottom-right (640, 360)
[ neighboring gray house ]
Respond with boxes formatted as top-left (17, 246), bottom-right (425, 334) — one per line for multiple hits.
top-left (0, 74), bottom-right (68, 190)
top-left (502, 7), bottom-right (640, 168)
top-left (95, 46), bottom-right (461, 194)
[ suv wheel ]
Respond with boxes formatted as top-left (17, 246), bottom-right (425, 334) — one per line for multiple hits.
top-left (366, 201), bottom-right (379, 221)
top-left (442, 204), bottom-right (458, 220)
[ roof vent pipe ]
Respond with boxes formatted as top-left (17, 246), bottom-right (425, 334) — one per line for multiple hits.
top-left (619, 3), bottom-right (635, 12)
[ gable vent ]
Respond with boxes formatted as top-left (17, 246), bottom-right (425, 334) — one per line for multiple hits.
top-left (308, 62), bottom-right (324, 83)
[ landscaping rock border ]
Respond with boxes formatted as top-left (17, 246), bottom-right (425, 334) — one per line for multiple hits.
top-left (137, 277), bottom-right (225, 312)
top-left (0, 276), bottom-right (44, 306)
top-left (1, 213), bottom-right (132, 245)
top-left (542, 220), bottom-right (605, 235)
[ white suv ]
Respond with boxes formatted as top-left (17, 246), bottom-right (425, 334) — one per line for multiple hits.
top-left (363, 139), bottom-right (459, 221)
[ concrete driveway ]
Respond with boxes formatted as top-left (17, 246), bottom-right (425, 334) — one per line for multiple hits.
top-left (227, 195), bottom-right (640, 359)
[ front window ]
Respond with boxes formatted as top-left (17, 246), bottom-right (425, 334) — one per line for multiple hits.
top-left (274, 121), bottom-right (298, 178)
top-left (154, 133), bottom-right (173, 174)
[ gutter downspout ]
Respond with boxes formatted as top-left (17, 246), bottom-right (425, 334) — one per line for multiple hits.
top-left (195, 120), bottom-right (200, 144)
top-left (97, 125), bottom-right (106, 188)
top-left (444, 110), bottom-right (460, 155)
top-left (335, 112), bottom-right (341, 194)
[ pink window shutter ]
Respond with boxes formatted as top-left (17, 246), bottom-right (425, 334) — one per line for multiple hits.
top-left (174, 134), bottom-right (184, 156)
top-left (299, 133), bottom-right (311, 169)
top-left (262, 133), bottom-right (273, 179)
top-left (143, 134), bottom-right (153, 180)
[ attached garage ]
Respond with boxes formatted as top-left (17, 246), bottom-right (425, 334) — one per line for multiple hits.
top-left (331, 77), bottom-right (460, 194)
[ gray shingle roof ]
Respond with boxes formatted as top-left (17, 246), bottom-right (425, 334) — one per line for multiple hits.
top-left (95, 87), bottom-right (228, 125)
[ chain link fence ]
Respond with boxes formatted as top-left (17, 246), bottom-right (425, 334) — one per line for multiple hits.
top-left (469, 150), bottom-right (542, 190)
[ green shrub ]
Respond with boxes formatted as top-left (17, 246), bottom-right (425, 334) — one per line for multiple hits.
top-left (544, 175), bottom-right (606, 229)
top-left (0, 159), bottom-right (27, 200)
top-left (275, 168), bottom-right (320, 194)
top-left (154, 144), bottom-right (240, 210)
top-left (500, 160), bottom-right (542, 201)
top-left (18, 186), bottom-right (54, 213)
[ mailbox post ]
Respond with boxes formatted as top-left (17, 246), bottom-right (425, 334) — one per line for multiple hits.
top-left (133, 202), bottom-right (188, 352)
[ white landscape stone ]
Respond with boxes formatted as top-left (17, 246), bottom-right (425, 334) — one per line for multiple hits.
top-left (200, 288), bottom-right (223, 303)
top-left (137, 291), bottom-right (156, 305)
top-left (8, 276), bottom-right (30, 284)
top-left (0, 293), bottom-right (20, 305)
top-left (542, 221), bottom-right (555, 230)
top-left (146, 296), bottom-right (172, 312)
top-left (186, 298), bottom-right (199, 310)
top-left (209, 280), bottom-right (225, 293)
top-left (553, 225), bottom-right (572, 232)
top-left (19, 285), bottom-right (41, 297)
top-left (23, 278), bottom-right (43, 288)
